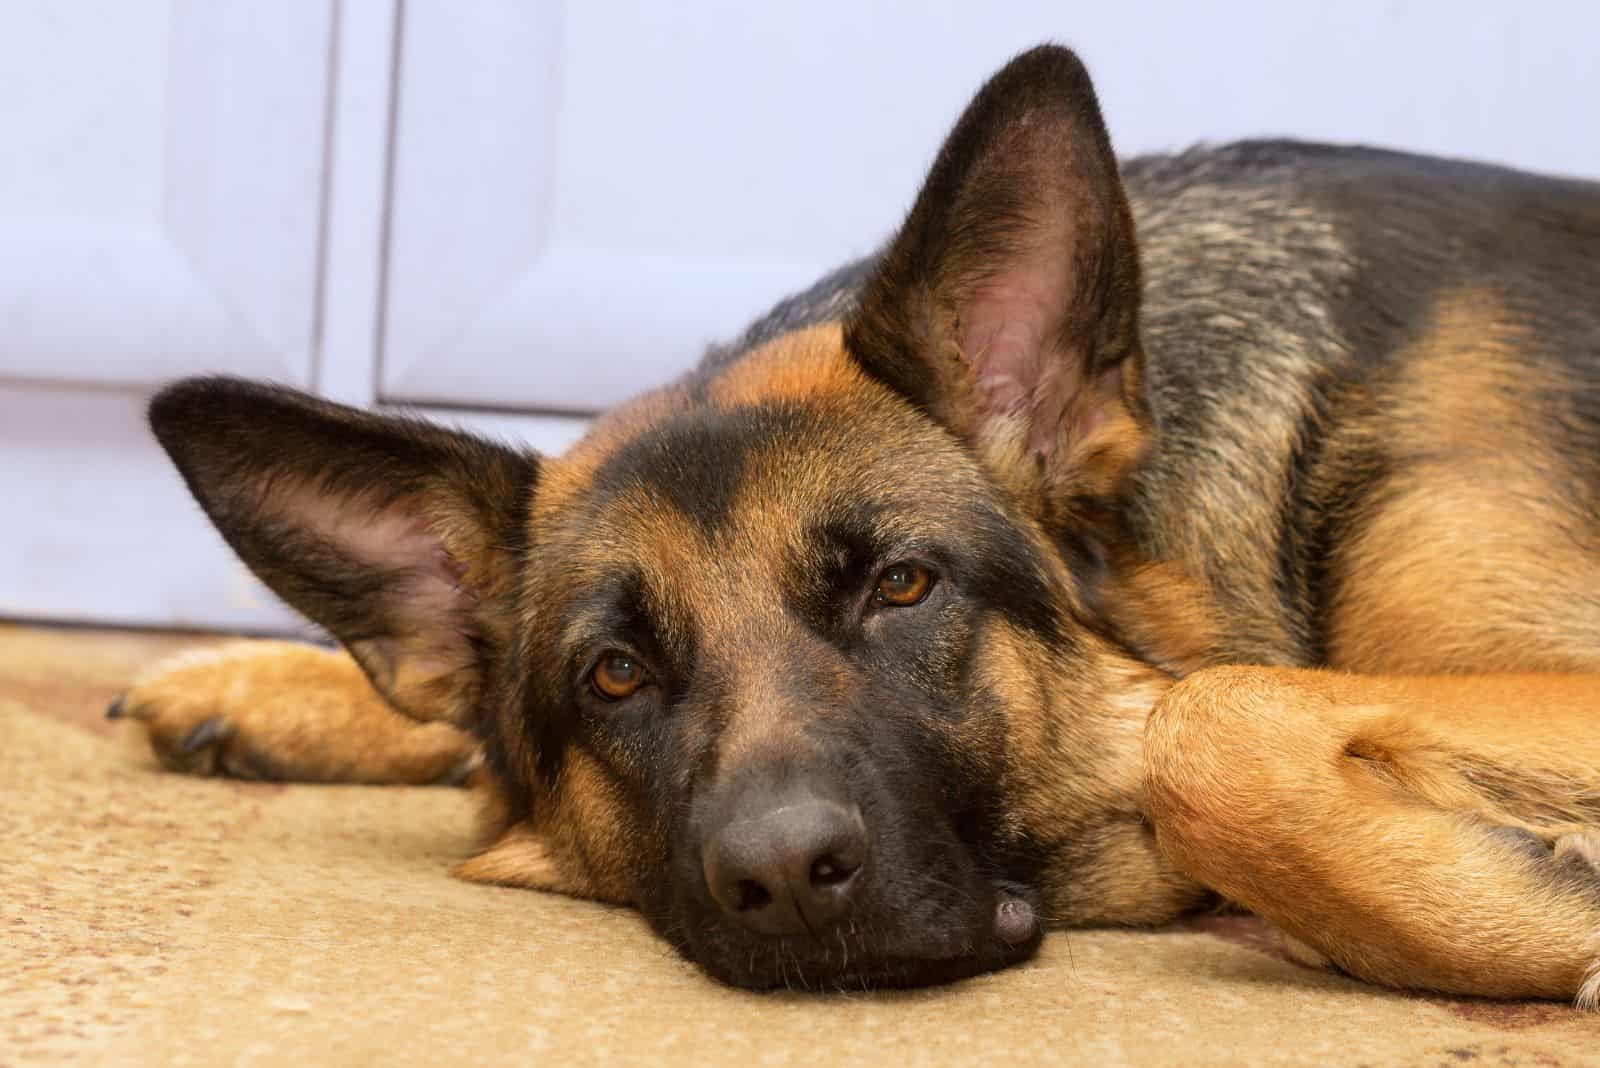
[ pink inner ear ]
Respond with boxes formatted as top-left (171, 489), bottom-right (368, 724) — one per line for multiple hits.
top-left (959, 241), bottom-right (1080, 458)
top-left (291, 488), bottom-right (473, 626)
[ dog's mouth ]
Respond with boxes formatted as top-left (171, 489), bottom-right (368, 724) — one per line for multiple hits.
top-left (681, 883), bottom-right (1045, 992)
top-left (670, 761), bottom-right (1044, 991)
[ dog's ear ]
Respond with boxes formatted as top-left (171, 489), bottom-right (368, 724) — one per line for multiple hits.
top-left (149, 377), bottom-right (536, 728)
top-left (846, 45), bottom-right (1146, 512)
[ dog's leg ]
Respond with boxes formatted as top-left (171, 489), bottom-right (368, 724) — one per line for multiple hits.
top-left (111, 641), bottom-right (478, 784)
top-left (1145, 668), bottom-right (1600, 1003)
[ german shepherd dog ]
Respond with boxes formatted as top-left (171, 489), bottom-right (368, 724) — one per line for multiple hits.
top-left (116, 46), bottom-right (1600, 1002)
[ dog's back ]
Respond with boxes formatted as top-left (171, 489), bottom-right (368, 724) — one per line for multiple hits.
top-left (1125, 143), bottom-right (1600, 674)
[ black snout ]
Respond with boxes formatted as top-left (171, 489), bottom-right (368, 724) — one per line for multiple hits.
top-left (701, 794), bottom-right (868, 936)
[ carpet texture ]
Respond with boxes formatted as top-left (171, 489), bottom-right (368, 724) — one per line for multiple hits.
top-left (4, 621), bottom-right (1594, 1065)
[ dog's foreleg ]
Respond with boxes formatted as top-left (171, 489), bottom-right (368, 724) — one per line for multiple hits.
top-left (113, 641), bottom-right (479, 784)
top-left (1144, 667), bottom-right (1600, 1003)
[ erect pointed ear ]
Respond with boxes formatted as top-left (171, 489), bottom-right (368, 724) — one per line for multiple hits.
top-left (149, 377), bottom-right (537, 728)
top-left (845, 45), bottom-right (1146, 511)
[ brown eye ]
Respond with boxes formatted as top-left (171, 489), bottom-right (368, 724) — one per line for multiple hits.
top-left (591, 653), bottom-right (646, 701)
top-left (875, 562), bottom-right (933, 607)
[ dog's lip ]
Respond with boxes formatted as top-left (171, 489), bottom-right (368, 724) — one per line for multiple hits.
top-left (697, 887), bottom-right (1045, 991)
top-left (720, 941), bottom-right (1036, 992)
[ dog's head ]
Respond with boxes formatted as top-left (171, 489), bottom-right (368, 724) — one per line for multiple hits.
top-left (150, 46), bottom-right (1206, 989)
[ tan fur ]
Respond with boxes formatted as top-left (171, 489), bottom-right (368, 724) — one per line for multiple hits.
top-left (452, 823), bottom-right (580, 893)
top-left (1146, 667), bottom-right (1600, 1001)
top-left (122, 642), bottom-right (477, 784)
top-left (1100, 557), bottom-right (1225, 676)
top-left (447, 740), bottom-right (636, 905)
top-left (960, 586), bottom-right (1202, 927)
top-left (536, 751), bottom-right (647, 905)
top-left (1327, 293), bottom-right (1600, 674)
top-left (536, 385), bottom-right (692, 518)
top-left (972, 387), bottom-right (1147, 532)
top-left (708, 323), bottom-right (869, 407)
top-left (710, 628), bottom-right (831, 772)
top-left (1555, 830), bottom-right (1600, 869)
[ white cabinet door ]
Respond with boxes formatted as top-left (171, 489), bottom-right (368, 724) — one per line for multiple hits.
top-left (0, 2), bottom-right (331, 388)
top-left (0, 2), bottom-right (335, 634)
top-left (379, 3), bottom-right (856, 414)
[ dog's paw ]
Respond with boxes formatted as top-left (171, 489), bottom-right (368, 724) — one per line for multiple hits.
top-left (1548, 831), bottom-right (1600, 1011)
top-left (110, 641), bottom-right (479, 785)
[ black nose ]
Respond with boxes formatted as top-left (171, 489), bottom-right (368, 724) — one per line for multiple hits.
top-left (702, 796), bottom-right (868, 935)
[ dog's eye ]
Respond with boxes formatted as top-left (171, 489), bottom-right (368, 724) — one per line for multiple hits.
top-left (874, 562), bottom-right (934, 607)
top-left (591, 653), bottom-right (647, 701)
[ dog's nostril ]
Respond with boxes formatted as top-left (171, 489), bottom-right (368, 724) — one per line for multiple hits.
top-left (734, 880), bottom-right (771, 912)
top-left (810, 853), bottom-right (858, 888)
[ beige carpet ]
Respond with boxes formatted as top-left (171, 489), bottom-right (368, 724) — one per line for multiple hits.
top-left (4, 621), bottom-right (1594, 1066)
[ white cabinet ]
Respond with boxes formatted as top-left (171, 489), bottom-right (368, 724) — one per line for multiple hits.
top-left (0, 1), bottom-right (590, 633)
top-left (0, 2), bottom-right (330, 389)
top-left (3, 1), bottom-right (1599, 632)
top-left (378, 4), bottom-right (842, 412)
top-left (1, 2), bottom-right (338, 633)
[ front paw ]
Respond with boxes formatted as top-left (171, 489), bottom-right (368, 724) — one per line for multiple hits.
top-left (110, 644), bottom-right (291, 778)
top-left (110, 642), bottom-right (478, 785)
top-left (111, 697), bottom-right (256, 778)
